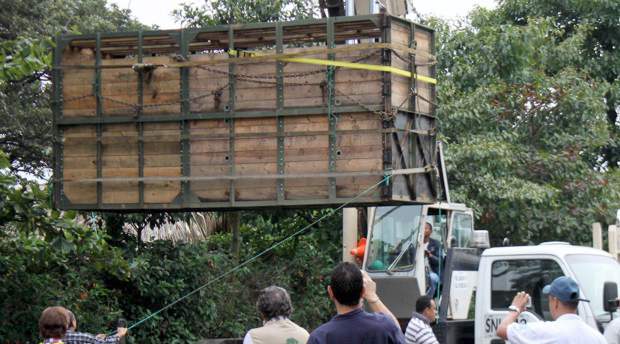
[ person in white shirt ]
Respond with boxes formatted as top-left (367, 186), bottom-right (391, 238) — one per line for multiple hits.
top-left (496, 276), bottom-right (606, 344)
top-left (605, 315), bottom-right (620, 344)
top-left (405, 295), bottom-right (439, 344)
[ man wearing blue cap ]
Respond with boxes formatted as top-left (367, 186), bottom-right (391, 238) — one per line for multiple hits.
top-left (496, 276), bottom-right (606, 343)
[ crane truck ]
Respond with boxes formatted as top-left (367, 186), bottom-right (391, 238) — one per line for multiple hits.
top-left (343, 201), bottom-right (620, 344)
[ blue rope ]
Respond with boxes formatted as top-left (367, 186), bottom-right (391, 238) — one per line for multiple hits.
top-left (109, 174), bottom-right (392, 335)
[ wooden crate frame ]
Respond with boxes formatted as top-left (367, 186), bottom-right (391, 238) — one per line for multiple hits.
top-left (52, 14), bottom-right (438, 211)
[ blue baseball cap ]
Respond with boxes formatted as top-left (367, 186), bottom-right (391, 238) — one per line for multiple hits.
top-left (542, 276), bottom-right (589, 303)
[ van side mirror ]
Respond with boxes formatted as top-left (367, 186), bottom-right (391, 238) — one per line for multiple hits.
top-left (471, 230), bottom-right (490, 249)
top-left (603, 281), bottom-right (618, 313)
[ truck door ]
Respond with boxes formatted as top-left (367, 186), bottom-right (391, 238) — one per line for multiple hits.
top-left (435, 248), bottom-right (480, 344)
top-left (475, 256), bottom-right (566, 344)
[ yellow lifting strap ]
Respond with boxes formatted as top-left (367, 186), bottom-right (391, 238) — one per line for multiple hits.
top-left (229, 48), bottom-right (437, 85)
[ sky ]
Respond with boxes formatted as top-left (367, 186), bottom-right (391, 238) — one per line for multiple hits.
top-left (109, 0), bottom-right (497, 29)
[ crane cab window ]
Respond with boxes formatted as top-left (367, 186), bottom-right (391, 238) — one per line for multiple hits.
top-left (452, 212), bottom-right (473, 248)
top-left (365, 205), bottom-right (422, 272)
top-left (491, 259), bottom-right (564, 320)
top-left (425, 209), bottom-right (447, 244)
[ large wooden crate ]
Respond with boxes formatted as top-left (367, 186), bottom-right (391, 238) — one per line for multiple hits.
top-left (52, 14), bottom-right (439, 211)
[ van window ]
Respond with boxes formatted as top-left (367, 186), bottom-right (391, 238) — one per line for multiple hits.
top-left (491, 259), bottom-right (564, 320)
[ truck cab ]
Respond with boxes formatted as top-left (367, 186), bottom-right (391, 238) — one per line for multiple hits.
top-left (361, 203), bottom-right (476, 327)
top-left (474, 243), bottom-right (620, 344)
top-left (359, 204), bottom-right (620, 343)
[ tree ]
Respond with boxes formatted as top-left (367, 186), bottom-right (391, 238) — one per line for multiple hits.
top-left (0, 148), bottom-right (131, 340)
top-left (173, 0), bottom-right (318, 27)
top-left (427, 0), bottom-right (620, 245)
top-left (497, 0), bottom-right (620, 170)
top-left (0, 0), bottom-right (148, 176)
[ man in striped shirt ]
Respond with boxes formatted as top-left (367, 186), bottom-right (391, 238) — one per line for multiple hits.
top-left (405, 296), bottom-right (439, 344)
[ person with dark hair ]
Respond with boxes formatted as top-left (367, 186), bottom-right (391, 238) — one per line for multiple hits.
top-left (404, 296), bottom-right (438, 344)
top-left (243, 286), bottom-right (309, 344)
top-left (307, 262), bottom-right (404, 344)
top-left (496, 276), bottom-right (606, 343)
top-left (39, 306), bottom-right (69, 343)
top-left (64, 309), bottom-right (128, 344)
top-left (423, 222), bottom-right (441, 298)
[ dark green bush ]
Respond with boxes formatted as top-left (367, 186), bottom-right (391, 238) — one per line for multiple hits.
top-left (0, 157), bottom-right (341, 344)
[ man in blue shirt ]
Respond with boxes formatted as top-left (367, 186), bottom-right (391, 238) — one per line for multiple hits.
top-left (307, 262), bottom-right (405, 344)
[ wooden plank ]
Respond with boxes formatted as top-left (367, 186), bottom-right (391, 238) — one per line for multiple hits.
top-left (63, 143), bottom-right (97, 157)
top-left (102, 182), bottom-right (139, 204)
top-left (284, 186), bottom-right (329, 200)
top-left (190, 144), bottom-right (380, 166)
top-left (64, 156), bottom-right (97, 169)
top-left (414, 30), bottom-right (432, 54)
top-left (336, 176), bottom-right (383, 198)
top-left (63, 182), bottom-right (97, 204)
top-left (62, 48), bottom-right (96, 117)
top-left (188, 47), bottom-right (383, 112)
top-left (144, 182), bottom-right (180, 203)
top-left (390, 22), bottom-right (410, 47)
top-left (63, 168), bottom-right (97, 180)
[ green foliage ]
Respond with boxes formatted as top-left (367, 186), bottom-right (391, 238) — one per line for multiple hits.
top-left (429, 0), bottom-right (620, 244)
top-left (118, 210), bottom-right (340, 343)
top-left (173, 0), bottom-right (318, 27)
top-left (0, 149), bottom-right (129, 340)
top-left (3, 0), bottom-right (620, 342)
top-left (0, 149), bottom-right (341, 342)
top-left (0, 0), bottom-right (149, 176)
top-left (0, 37), bottom-right (52, 86)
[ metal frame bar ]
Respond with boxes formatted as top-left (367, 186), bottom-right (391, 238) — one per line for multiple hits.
top-left (380, 13), bottom-right (392, 199)
top-left (276, 22), bottom-right (285, 202)
top-left (409, 22), bottom-right (418, 200)
top-left (71, 167), bottom-right (429, 183)
top-left (137, 30), bottom-right (145, 206)
top-left (95, 33), bottom-right (103, 208)
top-left (429, 25), bottom-right (439, 198)
top-left (52, 35), bottom-right (66, 207)
top-left (409, 22), bottom-right (417, 112)
top-left (228, 26), bottom-right (236, 206)
top-left (60, 14), bottom-right (386, 41)
top-left (55, 105), bottom-right (391, 125)
top-left (327, 17), bottom-right (337, 200)
top-left (179, 30), bottom-right (193, 203)
top-left (57, 196), bottom-right (409, 212)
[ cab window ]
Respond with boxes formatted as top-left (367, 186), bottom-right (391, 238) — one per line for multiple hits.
top-left (365, 205), bottom-right (422, 271)
top-left (426, 209), bottom-right (448, 243)
top-left (452, 212), bottom-right (473, 247)
top-left (491, 259), bottom-right (564, 320)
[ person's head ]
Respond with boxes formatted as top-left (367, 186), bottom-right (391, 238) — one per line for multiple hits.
top-left (327, 262), bottom-right (363, 307)
top-left (256, 286), bottom-right (293, 321)
top-left (424, 222), bottom-right (433, 239)
top-left (415, 295), bottom-right (437, 323)
top-left (66, 309), bottom-right (77, 331)
top-left (39, 306), bottom-right (69, 339)
top-left (543, 276), bottom-right (584, 319)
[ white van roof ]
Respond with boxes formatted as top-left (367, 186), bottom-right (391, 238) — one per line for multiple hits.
top-left (482, 242), bottom-right (614, 259)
